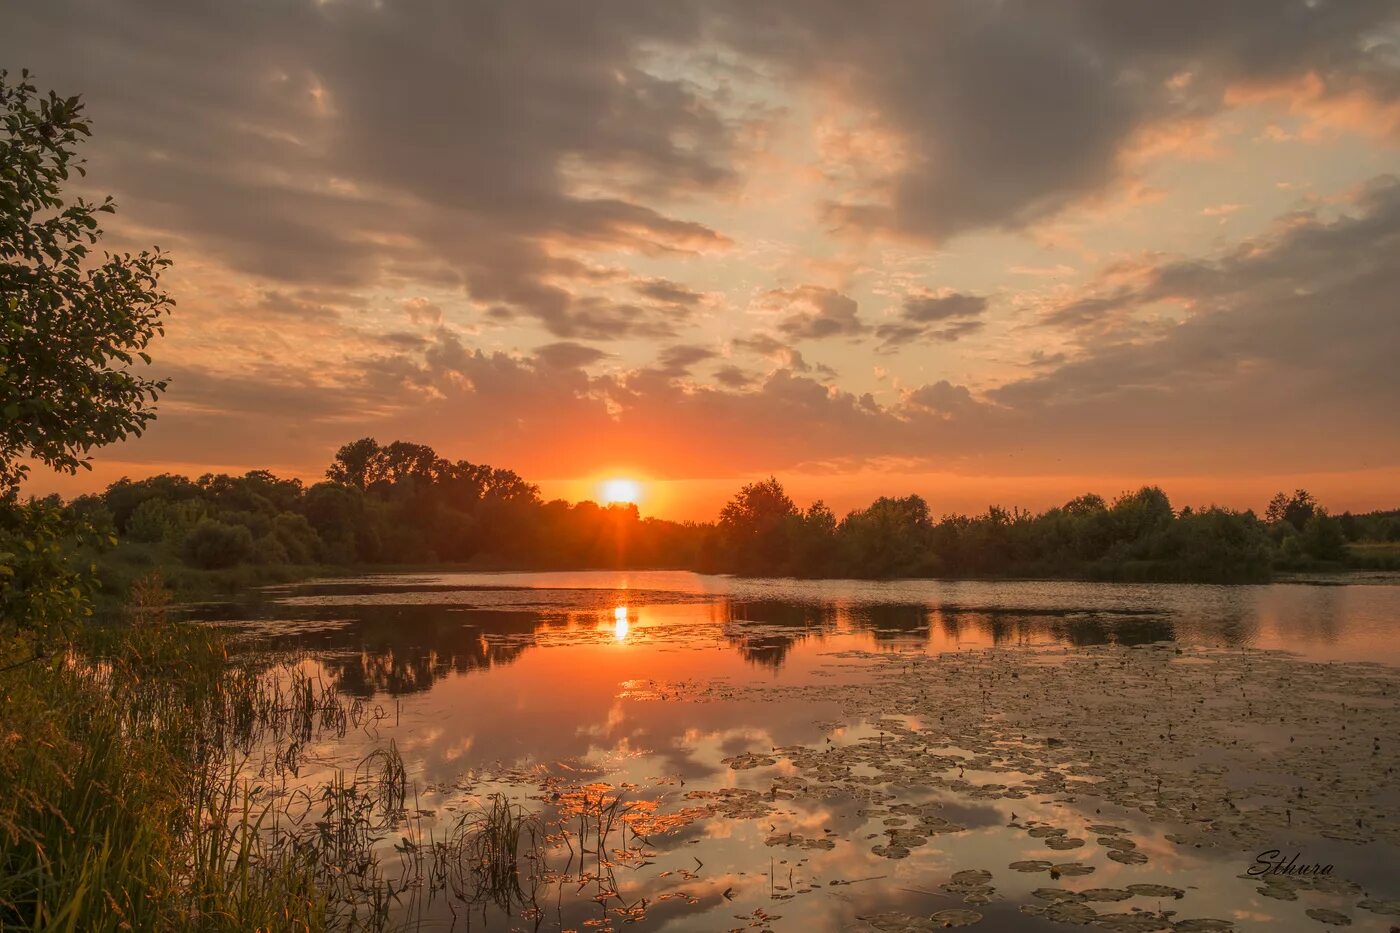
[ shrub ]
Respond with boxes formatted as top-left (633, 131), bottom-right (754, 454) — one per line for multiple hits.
top-left (181, 519), bottom-right (254, 569)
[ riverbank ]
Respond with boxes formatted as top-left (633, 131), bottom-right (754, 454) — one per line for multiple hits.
top-left (92, 540), bottom-right (1398, 613)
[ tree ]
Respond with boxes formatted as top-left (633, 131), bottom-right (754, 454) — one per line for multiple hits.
top-left (182, 518), bottom-right (254, 570)
top-left (326, 438), bottom-right (382, 491)
top-left (1265, 489), bottom-right (1317, 532)
top-left (1110, 486), bottom-right (1174, 542)
top-left (1, 72), bottom-right (171, 639)
top-left (1, 70), bottom-right (172, 493)
top-left (838, 495), bottom-right (938, 577)
top-left (717, 477), bottom-right (799, 574)
top-left (1299, 510), bottom-right (1347, 562)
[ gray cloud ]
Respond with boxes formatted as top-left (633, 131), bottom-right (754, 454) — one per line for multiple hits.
top-left (7, 4), bottom-right (1400, 486)
top-left (768, 286), bottom-right (865, 340)
top-left (712, 364), bottom-right (757, 389)
top-left (729, 333), bottom-right (836, 378)
top-left (655, 344), bottom-right (718, 377)
top-left (3, 0), bottom-right (733, 338)
top-left (876, 291), bottom-right (988, 351)
top-left (717, 0), bottom-right (1400, 240)
top-left (115, 167), bottom-right (1400, 485)
top-left (993, 175), bottom-right (1400, 451)
top-left (633, 278), bottom-right (707, 307)
top-left (533, 341), bottom-right (609, 370)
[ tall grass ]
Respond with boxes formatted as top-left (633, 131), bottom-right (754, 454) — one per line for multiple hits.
top-left (3, 597), bottom-right (300, 928)
top-left (0, 574), bottom-right (366, 930)
top-left (0, 573), bottom-right (569, 931)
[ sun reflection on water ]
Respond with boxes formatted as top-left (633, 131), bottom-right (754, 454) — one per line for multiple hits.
top-left (613, 605), bottom-right (630, 641)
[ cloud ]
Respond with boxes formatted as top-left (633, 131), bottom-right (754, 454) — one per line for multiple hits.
top-left (533, 341), bottom-right (609, 370)
top-left (876, 290), bottom-right (988, 350)
top-left (7, 4), bottom-right (1400, 494)
top-left (632, 278), bottom-right (707, 307)
top-left (729, 333), bottom-right (835, 378)
top-left (712, 364), bottom-right (757, 389)
top-left (655, 344), bottom-right (718, 376)
top-left (3, 0), bottom-right (735, 337)
top-left (765, 285), bottom-right (865, 340)
top-left (401, 297), bottom-right (444, 326)
top-left (995, 175), bottom-right (1400, 448)
top-left (904, 380), bottom-right (983, 419)
top-left (716, 0), bottom-right (1400, 241)
top-left (107, 164), bottom-right (1400, 488)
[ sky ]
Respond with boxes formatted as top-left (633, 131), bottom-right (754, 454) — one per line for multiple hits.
top-left (7, 1), bottom-right (1400, 520)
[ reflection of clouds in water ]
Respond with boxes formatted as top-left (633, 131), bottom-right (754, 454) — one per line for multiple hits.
top-left (196, 573), bottom-right (1400, 702)
top-left (208, 572), bottom-right (1400, 931)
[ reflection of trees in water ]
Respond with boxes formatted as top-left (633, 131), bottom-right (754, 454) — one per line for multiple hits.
top-left (719, 600), bottom-right (837, 668)
top-left (936, 608), bottom-right (1176, 647)
top-left (325, 609), bottom-right (539, 696)
top-left (216, 606), bottom-right (540, 696)
top-left (213, 593), bottom-right (1200, 687)
top-left (1174, 587), bottom-right (1260, 648)
top-left (719, 599), bottom-right (1181, 667)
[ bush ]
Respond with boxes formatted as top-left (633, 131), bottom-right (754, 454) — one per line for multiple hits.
top-left (181, 519), bottom-right (254, 570)
top-left (1300, 511), bottom-right (1347, 562)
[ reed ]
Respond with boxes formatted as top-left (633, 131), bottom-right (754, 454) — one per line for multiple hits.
top-left (0, 574), bottom-right (393, 930)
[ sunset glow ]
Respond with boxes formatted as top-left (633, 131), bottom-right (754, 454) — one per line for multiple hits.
top-left (7, 7), bottom-right (1400, 929)
top-left (6, 3), bottom-right (1399, 518)
top-left (600, 478), bottom-right (642, 506)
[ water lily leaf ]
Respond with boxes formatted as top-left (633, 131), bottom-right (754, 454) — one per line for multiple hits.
top-left (1304, 908), bottom-right (1351, 925)
top-left (929, 908), bottom-right (982, 928)
top-left (1009, 860), bottom-right (1053, 872)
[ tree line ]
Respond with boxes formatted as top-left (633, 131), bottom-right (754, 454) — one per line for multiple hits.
top-left (44, 440), bottom-right (1398, 591)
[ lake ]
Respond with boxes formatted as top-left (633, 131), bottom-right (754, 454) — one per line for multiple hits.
top-left (192, 571), bottom-right (1400, 931)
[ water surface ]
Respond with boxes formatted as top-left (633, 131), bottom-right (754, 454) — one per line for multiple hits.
top-left (196, 571), bottom-right (1400, 931)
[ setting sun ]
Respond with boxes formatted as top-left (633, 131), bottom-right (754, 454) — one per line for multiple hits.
top-left (600, 478), bottom-right (642, 506)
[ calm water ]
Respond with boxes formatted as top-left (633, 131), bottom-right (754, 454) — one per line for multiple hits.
top-left (194, 571), bottom-right (1400, 931)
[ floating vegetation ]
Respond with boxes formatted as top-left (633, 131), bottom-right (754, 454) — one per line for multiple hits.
top-left (1357, 897), bottom-right (1400, 916)
top-left (1107, 847), bottom-right (1149, 864)
top-left (928, 908), bottom-right (982, 928)
top-left (1008, 859), bottom-right (1053, 872)
top-left (939, 868), bottom-right (995, 904)
top-left (1305, 907), bottom-right (1353, 925)
top-left (631, 638), bottom-right (1400, 930)
top-left (59, 576), bottom-right (1399, 932)
top-left (765, 831), bottom-right (835, 851)
top-left (1051, 862), bottom-right (1096, 877)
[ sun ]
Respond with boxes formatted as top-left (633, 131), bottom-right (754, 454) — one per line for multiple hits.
top-left (600, 477), bottom-right (642, 505)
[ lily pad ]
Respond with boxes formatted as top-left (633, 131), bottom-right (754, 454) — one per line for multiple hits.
top-left (1046, 901), bottom-right (1099, 924)
top-left (1304, 908), bottom-right (1351, 926)
top-left (1046, 836), bottom-right (1086, 850)
top-left (1051, 862), bottom-right (1096, 877)
top-left (1095, 914), bottom-right (1172, 932)
top-left (1357, 898), bottom-right (1400, 916)
top-left (1009, 860), bottom-right (1053, 872)
top-left (929, 909), bottom-right (983, 928)
top-left (1108, 848), bottom-right (1149, 865)
top-left (949, 869), bottom-right (993, 885)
